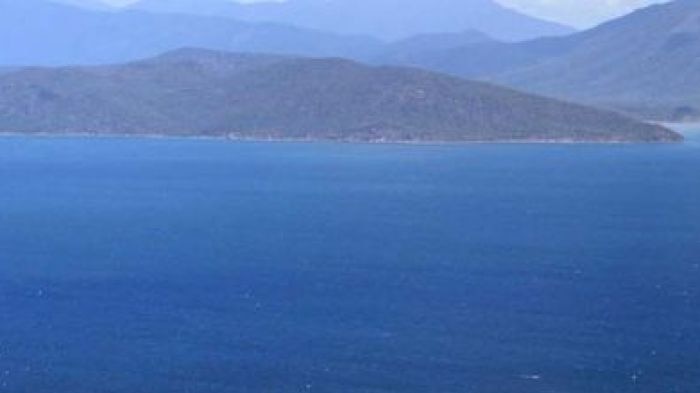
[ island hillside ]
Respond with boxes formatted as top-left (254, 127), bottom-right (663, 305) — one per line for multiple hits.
top-left (0, 49), bottom-right (682, 142)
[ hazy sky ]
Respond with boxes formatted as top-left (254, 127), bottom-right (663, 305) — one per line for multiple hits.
top-left (496, 0), bottom-right (670, 27)
top-left (103, 0), bottom-right (670, 28)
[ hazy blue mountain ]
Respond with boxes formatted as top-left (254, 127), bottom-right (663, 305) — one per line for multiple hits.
top-left (0, 49), bottom-right (678, 142)
top-left (129, 0), bottom-right (575, 42)
top-left (0, 0), bottom-right (382, 66)
top-left (499, 0), bottom-right (700, 120)
top-left (49, 0), bottom-right (112, 10)
top-left (379, 30), bottom-right (496, 64)
top-left (382, 37), bottom-right (572, 78)
top-left (394, 0), bottom-right (700, 121)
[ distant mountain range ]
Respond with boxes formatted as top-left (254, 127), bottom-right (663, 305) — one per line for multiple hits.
top-left (128, 0), bottom-right (575, 42)
top-left (389, 0), bottom-right (700, 121)
top-left (0, 0), bottom-right (517, 67)
top-left (0, 49), bottom-right (679, 142)
top-left (379, 30), bottom-right (497, 65)
top-left (0, 0), bottom-right (382, 66)
top-left (0, 0), bottom-right (571, 69)
top-left (51, 0), bottom-right (111, 10)
top-left (2, 0), bottom-right (695, 126)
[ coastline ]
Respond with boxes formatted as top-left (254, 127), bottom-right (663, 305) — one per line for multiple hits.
top-left (661, 122), bottom-right (700, 133)
top-left (0, 131), bottom-right (684, 146)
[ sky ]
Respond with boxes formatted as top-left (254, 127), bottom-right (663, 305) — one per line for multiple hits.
top-left (102, 0), bottom-right (670, 28)
top-left (495, 0), bottom-right (670, 27)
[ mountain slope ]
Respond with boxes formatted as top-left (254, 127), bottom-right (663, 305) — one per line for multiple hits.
top-left (0, 49), bottom-right (679, 142)
top-left (379, 30), bottom-right (497, 65)
top-left (129, 0), bottom-right (575, 42)
top-left (500, 0), bottom-right (700, 120)
top-left (393, 0), bottom-right (700, 121)
top-left (0, 0), bottom-right (382, 66)
top-left (49, 0), bottom-right (112, 10)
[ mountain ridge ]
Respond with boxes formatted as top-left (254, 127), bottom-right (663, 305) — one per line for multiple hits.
top-left (387, 0), bottom-right (700, 121)
top-left (0, 48), bottom-right (680, 143)
top-left (128, 0), bottom-right (575, 42)
top-left (0, 0), bottom-right (383, 66)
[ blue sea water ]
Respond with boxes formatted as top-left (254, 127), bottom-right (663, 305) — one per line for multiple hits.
top-left (0, 131), bottom-right (699, 393)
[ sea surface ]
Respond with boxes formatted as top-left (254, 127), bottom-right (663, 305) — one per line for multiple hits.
top-left (0, 130), bottom-right (699, 393)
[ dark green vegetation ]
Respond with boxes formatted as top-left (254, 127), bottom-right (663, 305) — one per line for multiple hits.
top-left (0, 49), bottom-right (680, 142)
top-left (388, 0), bottom-right (700, 121)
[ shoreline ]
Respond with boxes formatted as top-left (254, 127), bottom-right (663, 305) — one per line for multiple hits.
top-left (0, 131), bottom-right (684, 146)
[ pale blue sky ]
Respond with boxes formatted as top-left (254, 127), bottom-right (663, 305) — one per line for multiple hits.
top-left (102, 0), bottom-right (670, 28)
top-left (496, 0), bottom-right (669, 27)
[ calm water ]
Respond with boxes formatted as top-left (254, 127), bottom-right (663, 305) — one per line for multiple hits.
top-left (0, 131), bottom-right (699, 393)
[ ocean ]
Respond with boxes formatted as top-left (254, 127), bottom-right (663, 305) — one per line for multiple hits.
top-left (0, 131), bottom-right (698, 392)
